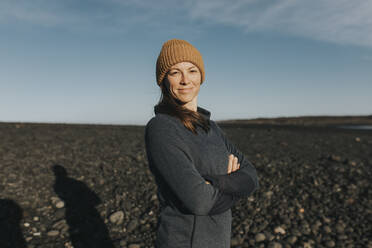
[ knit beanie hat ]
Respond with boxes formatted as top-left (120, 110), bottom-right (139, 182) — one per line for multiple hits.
top-left (156, 39), bottom-right (205, 86)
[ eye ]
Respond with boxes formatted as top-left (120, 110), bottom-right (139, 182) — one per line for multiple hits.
top-left (190, 70), bottom-right (197, 73)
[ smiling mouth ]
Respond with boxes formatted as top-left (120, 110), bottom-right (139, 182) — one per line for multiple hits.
top-left (179, 88), bottom-right (193, 91)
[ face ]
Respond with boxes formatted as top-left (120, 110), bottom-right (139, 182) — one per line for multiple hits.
top-left (165, 61), bottom-right (201, 109)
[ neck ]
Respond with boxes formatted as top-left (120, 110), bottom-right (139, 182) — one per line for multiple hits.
top-left (183, 99), bottom-right (197, 112)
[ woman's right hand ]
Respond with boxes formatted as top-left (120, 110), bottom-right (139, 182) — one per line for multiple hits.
top-left (227, 154), bottom-right (240, 174)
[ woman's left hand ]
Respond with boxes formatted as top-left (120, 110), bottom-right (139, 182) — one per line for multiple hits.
top-left (227, 154), bottom-right (240, 174)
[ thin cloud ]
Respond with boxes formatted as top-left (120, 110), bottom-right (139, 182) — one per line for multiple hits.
top-left (0, 0), bottom-right (182, 33)
top-left (188, 0), bottom-right (372, 47)
top-left (362, 55), bottom-right (372, 61)
top-left (1, 0), bottom-right (372, 47)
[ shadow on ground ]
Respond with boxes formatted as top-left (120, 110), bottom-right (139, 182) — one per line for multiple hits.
top-left (52, 164), bottom-right (114, 248)
top-left (0, 198), bottom-right (27, 248)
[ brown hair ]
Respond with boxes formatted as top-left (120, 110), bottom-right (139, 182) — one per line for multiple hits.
top-left (154, 77), bottom-right (210, 135)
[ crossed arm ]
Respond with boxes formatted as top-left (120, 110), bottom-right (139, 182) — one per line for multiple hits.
top-left (203, 123), bottom-right (260, 198)
top-left (145, 119), bottom-right (259, 216)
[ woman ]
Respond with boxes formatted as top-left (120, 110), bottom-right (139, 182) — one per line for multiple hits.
top-left (145, 39), bottom-right (259, 248)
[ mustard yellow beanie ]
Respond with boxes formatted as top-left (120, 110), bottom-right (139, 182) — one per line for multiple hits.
top-left (156, 39), bottom-right (205, 86)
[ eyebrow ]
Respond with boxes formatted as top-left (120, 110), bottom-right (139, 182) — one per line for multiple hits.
top-left (169, 66), bottom-right (196, 70)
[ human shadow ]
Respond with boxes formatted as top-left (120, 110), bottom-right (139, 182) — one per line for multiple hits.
top-left (0, 199), bottom-right (27, 248)
top-left (52, 164), bottom-right (114, 248)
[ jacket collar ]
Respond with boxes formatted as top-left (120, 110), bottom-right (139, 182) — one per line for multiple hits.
top-left (154, 105), bottom-right (211, 120)
top-left (197, 106), bottom-right (211, 120)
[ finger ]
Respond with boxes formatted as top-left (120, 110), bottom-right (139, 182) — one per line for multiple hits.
top-left (232, 156), bottom-right (239, 172)
top-left (228, 154), bottom-right (233, 174)
top-left (235, 163), bottom-right (240, 172)
top-left (227, 154), bottom-right (233, 174)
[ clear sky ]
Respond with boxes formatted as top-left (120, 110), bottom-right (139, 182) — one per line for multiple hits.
top-left (1, 0), bottom-right (371, 125)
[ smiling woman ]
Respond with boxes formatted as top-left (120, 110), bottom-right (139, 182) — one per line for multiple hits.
top-left (153, 39), bottom-right (208, 134)
top-left (166, 62), bottom-right (201, 111)
top-left (144, 39), bottom-right (259, 248)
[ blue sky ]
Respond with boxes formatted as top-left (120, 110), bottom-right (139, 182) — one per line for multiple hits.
top-left (1, 0), bottom-right (371, 125)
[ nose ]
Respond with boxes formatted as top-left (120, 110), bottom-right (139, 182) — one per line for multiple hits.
top-left (180, 72), bottom-right (191, 85)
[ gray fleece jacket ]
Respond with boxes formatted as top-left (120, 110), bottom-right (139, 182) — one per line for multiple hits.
top-left (144, 106), bottom-right (259, 248)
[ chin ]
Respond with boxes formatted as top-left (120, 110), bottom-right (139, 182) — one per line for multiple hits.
top-left (175, 98), bottom-right (189, 105)
top-left (179, 96), bottom-right (194, 102)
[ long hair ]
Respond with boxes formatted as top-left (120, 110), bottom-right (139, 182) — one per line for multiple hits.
top-left (154, 77), bottom-right (210, 135)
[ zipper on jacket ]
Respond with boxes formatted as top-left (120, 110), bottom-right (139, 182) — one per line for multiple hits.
top-left (190, 215), bottom-right (196, 248)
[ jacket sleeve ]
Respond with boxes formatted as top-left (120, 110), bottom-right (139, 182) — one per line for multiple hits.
top-left (203, 123), bottom-right (260, 198)
top-left (145, 118), bottom-right (236, 216)
top-left (207, 191), bottom-right (239, 215)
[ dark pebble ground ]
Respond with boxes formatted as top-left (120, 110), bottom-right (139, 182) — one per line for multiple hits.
top-left (0, 122), bottom-right (371, 248)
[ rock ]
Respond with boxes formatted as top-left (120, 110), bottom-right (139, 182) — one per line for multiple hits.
top-left (150, 194), bottom-right (157, 201)
top-left (349, 161), bottom-right (357, 166)
top-left (123, 201), bottom-right (132, 210)
top-left (322, 216), bottom-right (331, 223)
top-left (291, 228), bottom-right (302, 237)
top-left (1, 121), bottom-right (371, 247)
top-left (274, 226), bottom-right (286, 235)
top-left (51, 197), bottom-right (64, 208)
top-left (119, 240), bottom-right (127, 247)
top-left (127, 219), bottom-right (138, 232)
top-left (337, 234), bottom-right (347, 240)
top-left (65, 241), bottom-right (73, 248)
top-left (54, 208), bottom-right (65, 220)
top-left (55, 201), bottom-right (65, 209)
top-left (109, 211), bottom-right (124, 225)
top-left (264, 231), bottom-right (275, 241)
top-left (231, 236), bottom-right (241, 246)
top-left (264, 191), bottom-right (273, 198)
top-left (335, 223), bottom-right (344, 233)
top-left (47, 230), bottom-right (59, 237)
top-left (255, 233), bottom-right (266, 242)
top-left (258, 220), bottom-right (269, 231)
top-left (329, 154), bottom-right (341, 162)
top-left (301, 225), bottom-right (311, 235)
top-left (323, 225), bottom-right (332, 233)
top-left (303, 242), bottom-right (313, 248)
top-left (311, 224), bottom-right (319, 235)
top-left (286, 236), bottom-right (297, 244)
top-left (325, 240), bottom-right (335, 247)
top-left (268, 242), bottom-right (283, 248)
top-left (52, 219), bottom-right (67, 230)
top-left (128, 244), bottom-right (141, 248)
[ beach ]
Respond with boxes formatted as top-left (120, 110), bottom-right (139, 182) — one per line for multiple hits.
top-left (0, 120), bottom-right (371, 248)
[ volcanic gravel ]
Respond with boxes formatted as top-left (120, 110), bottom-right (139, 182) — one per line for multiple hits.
top-left (0, 122), bottom-right (371, 248)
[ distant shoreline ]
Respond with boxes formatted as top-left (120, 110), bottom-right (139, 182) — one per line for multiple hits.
top-left (216, 115), bottom-right (372, 126)
top-left (1, 115), bottom-right (372, 127)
